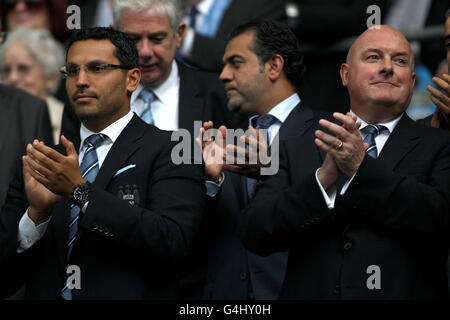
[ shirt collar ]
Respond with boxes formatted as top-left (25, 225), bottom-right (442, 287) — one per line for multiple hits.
top-left (249, 93), bottom-right (300, 127)
top-left (131, 60), bottom-right (180, 106)
top-left (351, 110), bottom-right (404, 134)
top-left (197, 0), bottom-right (214, 15)
top-left (79, 110), bottom-right (134, 150)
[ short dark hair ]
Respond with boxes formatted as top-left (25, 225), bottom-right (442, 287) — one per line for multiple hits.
top-left (66, 27), bottom-right (139, 69)
top-left (227, 19), bottom-right (305, 91)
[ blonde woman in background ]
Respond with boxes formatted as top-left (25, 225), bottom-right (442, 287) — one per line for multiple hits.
top-left (0, 28), bottom-right (65, 144)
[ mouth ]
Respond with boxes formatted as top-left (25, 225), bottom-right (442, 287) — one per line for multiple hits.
top-left (140, 64), bottom-right (158, 72)
top-left (74, 94), bottom-right (96, 102)
top-left (371, 81), bottom-right (400, 87)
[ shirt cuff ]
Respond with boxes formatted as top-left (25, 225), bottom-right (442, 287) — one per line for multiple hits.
top-left (315, 168), bottom-right (337, 209)
top-left (205, 172), bottom-right (225, 197)
top-left (17, 209), bottom-right (51, 253)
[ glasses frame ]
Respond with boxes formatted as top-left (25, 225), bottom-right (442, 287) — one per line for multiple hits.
top-left (59, 63), bottom-right (133, 79)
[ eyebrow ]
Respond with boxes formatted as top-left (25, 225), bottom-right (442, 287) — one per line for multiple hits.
top-left (364, 48), bottom-right (410, 58)
top-left (223, 54), bottom-right (244, 64)
top-left (67, 59), bottom-right (109, 66)
top-left (445, 35), bottom-right (450, 41)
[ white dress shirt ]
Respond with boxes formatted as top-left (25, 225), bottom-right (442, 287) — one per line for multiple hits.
top-left (131, 61), bottom-right (180, 131)
top-left (206, 93), bottom-right (300, 197)
top-left (17, 110), bottom-right (135, 252)
top-left (317, 111), bottom-right (404, 209)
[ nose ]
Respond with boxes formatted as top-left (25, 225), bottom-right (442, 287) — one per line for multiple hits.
top-left (75, 67), bottom-right (89, 88)
top-left (381, 57), bottom-right (394, 75)
top-left (138, 39), bottom-right (153, 62)
top-left (219, 64), bottom-right (232, 83)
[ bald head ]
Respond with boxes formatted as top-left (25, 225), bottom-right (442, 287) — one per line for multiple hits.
top-left (346, 25), bottom-right (414, 68)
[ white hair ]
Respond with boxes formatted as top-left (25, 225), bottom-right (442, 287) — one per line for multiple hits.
top-left (0, 28), bottom-right (65, 93)
top-left (112, 0), bottom-right (183, 32)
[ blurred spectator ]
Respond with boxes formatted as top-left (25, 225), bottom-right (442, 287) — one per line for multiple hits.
top-left (178, 0), bottom-right (286, 73)
top-left (0, 0), bottom-right (71, 43)
top-left (0, 28), bottom-right (65, 144)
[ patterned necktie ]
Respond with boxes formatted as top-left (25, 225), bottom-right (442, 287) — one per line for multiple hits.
top-left (61, 133), bottom-right (105, 300)
top-left (189, 6), bottom-right (199, 29)
top-left (361, 124), bottom-right (387, 159)
top-left (140, 89), bottom-right (155, 125)
top-left (247, 114), bottom-right (278, 200)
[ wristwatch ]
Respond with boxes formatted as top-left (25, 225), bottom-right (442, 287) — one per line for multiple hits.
top-left (71, 181), bottom-right (92, 206)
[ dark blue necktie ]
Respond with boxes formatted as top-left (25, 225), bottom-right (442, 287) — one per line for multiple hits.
top-left (61, 133), bottom-right (105, 300)
top-left (361, 124), bottom-right (387, 159)
top-left (189, 6), bottom-right (199, 29)
top-left (247, 114), bottom-right (278, 200)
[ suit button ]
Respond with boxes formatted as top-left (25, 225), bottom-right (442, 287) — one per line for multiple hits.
top-left (333, 285), bottom-right (341, 295)
top-left (240, 272), bottom-right (248, 281)
top-left (343, 241), bottom-right (353, 251)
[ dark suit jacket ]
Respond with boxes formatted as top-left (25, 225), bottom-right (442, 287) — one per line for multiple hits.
top-left (0, 85), bottom-right (53, 209)
top-left (61, 62), bottom-right (234, 141)
top-left (203, 103), bottom-right (332, 299)
top-left (238, 114), bottom-right (450, 299)
top-left (185, 0), bottom-right (286, 73)
top-left (0, 114), bottom-right (206, 299)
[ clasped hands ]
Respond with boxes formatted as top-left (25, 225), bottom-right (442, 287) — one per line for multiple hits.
top-left (427, 73), bottom-right (450, 130)
top-left (23, 136), bottom-right (85, 224)
top-left (315, 112), bottom-right (368, 190)
top-left (196, 121), bottom-right (271, 180)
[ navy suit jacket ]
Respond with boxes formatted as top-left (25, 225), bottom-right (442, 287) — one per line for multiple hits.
top-left (203, 103), bottom-right (331, 299)
top-left (0, 115), bottom-right (206, 299)
top-left (239, 114), bottom-right (450, 299)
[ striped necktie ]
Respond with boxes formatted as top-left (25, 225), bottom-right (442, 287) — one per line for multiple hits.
top-left (140, 89), bottom-right (155, 125)
top-left (247, 114), bottom-right (278, 200)
top-left (61, 133), bottom-right (105, 300)
top-left (361, 124), bottom-right (386, 159)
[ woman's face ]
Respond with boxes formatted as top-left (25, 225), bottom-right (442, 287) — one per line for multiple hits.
top-left (6, 0), bottom-right (51, 31)
top-left (1, 42), bottom-right (49, 99)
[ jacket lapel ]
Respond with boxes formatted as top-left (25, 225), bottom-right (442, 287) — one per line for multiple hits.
top-left (93, 115), bottom-right (147, 189)
top-left (377, 114), bottom-right (420, 171)
top-left (278, 102), bottom-right (314, 141)
top-left (53, 115), bottom-right (147, 268)
top-left (177, 63), bottom-right (204, 135)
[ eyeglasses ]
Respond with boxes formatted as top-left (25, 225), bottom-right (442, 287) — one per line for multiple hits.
top-left (4, 0), bottom-right (47, 11)
top-left (60, 63), bottom-right (133, 79)
top-left (1, 64), bottom-right (34, 77)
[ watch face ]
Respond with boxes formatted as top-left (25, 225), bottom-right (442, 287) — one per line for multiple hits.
top-left (73, 183), bottom-right (90, 205)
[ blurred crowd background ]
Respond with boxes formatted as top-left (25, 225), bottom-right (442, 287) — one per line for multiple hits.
top-left (0, 0), bottom-right (448, 138)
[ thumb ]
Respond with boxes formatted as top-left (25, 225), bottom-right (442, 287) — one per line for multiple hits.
top-left (61, 135), bottom-right (77, 157)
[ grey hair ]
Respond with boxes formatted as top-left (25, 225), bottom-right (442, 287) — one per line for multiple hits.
top-left (0, 28), bottom-right (65, 93)
top-left (112, 0), bottom-right (183, 33)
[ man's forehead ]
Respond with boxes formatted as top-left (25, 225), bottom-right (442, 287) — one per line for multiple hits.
top-left (224, 32), bottom-right (255, 58)
top-left (67, 39), bottom-right (116, 62)
top-left (119, 8), bottom-right (171, 33)
top-left (353, 28), bottom-right (412, 56)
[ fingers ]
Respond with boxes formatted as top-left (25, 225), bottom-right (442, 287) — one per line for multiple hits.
top-left (315, 130), bottom-right (342, 150)
top-left (431, 75), bottom-right (450, 94)
top-left (61, 136), bottom-right (77, 157)
top-left (333, 112), bottom-right (359, 133)
top-left (25, 146), bottom-right (54, 178)
top-left (30, 140), bottom-right (63, 163)
top-left (318, 119), bottom-right (349, 141)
